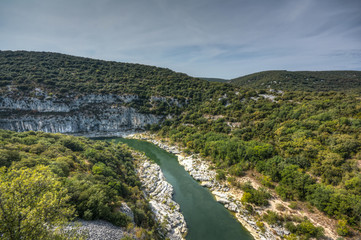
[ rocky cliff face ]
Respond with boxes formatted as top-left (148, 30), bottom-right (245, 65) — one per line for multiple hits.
top-left (0, 94), bottom-right (163, 136)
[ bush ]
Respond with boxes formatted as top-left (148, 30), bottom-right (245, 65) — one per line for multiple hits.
top-left (240, 182), bottom-right (271, 206)
top-left (256, 221), bottom-right (265, 232)
top-left (0, 150), bottom-right (21, 167)
top-left (229, 164), bottom-right (244, 176)
top-left (261, 175), bottom-right (274, 188)
top-left (216, 169), bottom-right (226, 181)
top-left (262, 210), bottom-right (283, 226)
top-left (286, 220), bottom-right (324, 239)
top-left (60, 137), bottom-right (84, 151)
top-left (336, 219), bottom-right (349, 237)
top-left (289, 201), bottom-right (298, 209)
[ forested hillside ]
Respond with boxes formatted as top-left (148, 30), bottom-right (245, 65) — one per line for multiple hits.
top-left (1, 51), bottom-right (361, 238)
top-left (0, 130), bottom-right (160, 239)
top-left (0, 51), bottom-right (233, 115)
top-left (157, 89), bottom-right (361, 237)
top-left (230, 70), bottom-right (361, 92)
top-left (0, 50), bottom-right (213, 100)
top-left (200, 77), bottom-right (229, 83)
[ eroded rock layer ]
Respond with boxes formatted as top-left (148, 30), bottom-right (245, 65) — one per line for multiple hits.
top-left (0, 94), bottom-right (162, 135)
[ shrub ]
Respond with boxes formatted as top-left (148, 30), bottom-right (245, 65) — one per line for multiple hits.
top-left (216, 169), bottom-right (226, 181)
top-left (60, 137), bottom-right (84, 151)
top-left (336, 219), bottom-right (349, 237)
top-left (256, 221), bottom-right (265, 232)
top-left (289, 201), bottom-right (298, 209)
top-left (0, 150), bottom-right (21, 167)
top-left (276, 203), bottom-right (286, 211)
top-left (261, 175), bottom-right (274, 188)
top-left (262, 210), bottom-right (283, 226)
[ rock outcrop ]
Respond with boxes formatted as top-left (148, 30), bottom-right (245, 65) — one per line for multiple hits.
top-left (0, 94), bottom-right (162, 136)
top-left (137, 157), bottom-right (187, 240)
top-left (119, 202), bottom-right (135, 223)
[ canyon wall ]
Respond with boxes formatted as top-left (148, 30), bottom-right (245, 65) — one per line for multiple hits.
top-left (0, 94), bottom-right (163, 136)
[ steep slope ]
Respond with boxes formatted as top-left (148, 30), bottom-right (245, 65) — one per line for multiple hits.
top-left (158, 88), bottom-right (361, 238)
top-left (230, 70), bottom-right (361, 91)
top-left (0, 50), bottom-right (210, 99)
top-left (0, 93), bottom-right (162, 135)
top-left (0, 51), bottom-right (230, 134)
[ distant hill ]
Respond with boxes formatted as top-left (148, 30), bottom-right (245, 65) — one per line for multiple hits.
top-left (230, 70), bottom-right (361, 91)
top-left (199, 77), bottom-right (229, 83)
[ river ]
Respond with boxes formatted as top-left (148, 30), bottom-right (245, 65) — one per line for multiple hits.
top-left (108, 137), bottom-right (253, 240)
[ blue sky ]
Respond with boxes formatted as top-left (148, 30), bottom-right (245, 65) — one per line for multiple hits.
top-left (0, 0), bottom-right (360, 79)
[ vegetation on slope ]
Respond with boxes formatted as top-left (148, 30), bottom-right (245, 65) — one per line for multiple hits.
top-left (156, 88), bottom-right (361, 237)
top-left (0, 50), bottom-right (235, 115)
top-left (0, 130), bottom-right (160, 239)
top-left (230, 70), bottom-right (361, 92)
top-left (0, 51), bottom-right (208, 98)
top-left (2, 50), bottom-right (361, 238)
top-left (0, 166), bottom-right (80, 240)
top-left (199, 77), bottom-right (229, 83)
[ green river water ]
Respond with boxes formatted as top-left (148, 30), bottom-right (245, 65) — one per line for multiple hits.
top-left (109, 138), bottom-right (253, 240)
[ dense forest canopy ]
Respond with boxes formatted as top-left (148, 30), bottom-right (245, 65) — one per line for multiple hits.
top-left (230, 70), bottom-right (361, 92)
top-left (0, 130), bottom-right (161, 239)
top-left (199, 77), bottom-right (229, 83)
top-left (0, 50), bottom-right (214, 100)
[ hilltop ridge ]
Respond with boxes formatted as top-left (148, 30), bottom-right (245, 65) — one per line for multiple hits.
top-left (0, 50), bottom-right (214, 99)
top-left (230, 70), bottom-right (361, 92)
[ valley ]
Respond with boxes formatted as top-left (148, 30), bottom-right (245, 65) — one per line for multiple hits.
top-left (1, 51), bottom-right (361, 240)
top-left (115, 137), bottom-right (253, 240)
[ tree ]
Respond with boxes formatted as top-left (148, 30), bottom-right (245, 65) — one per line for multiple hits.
top-left (0, 166), bottom-right (76, 240)
top-left (0, 150), bottom-right (21, 167)
top-left (276, 165), bottom-right (314, 200)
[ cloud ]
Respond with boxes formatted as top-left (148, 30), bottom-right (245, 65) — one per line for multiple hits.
top-left (0, 0), bottom-right (360, 78)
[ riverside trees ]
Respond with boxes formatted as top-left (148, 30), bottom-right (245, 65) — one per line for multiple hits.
top-left (158, 89), bottom-right (361, 233)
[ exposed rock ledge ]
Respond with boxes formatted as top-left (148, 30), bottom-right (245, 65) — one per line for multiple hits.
top-left (129, 133), bottom-right (281, 240)
top-left (0, 94), bottom-right (162, 135)
top-left (136, 153), bottom-right (187, 240)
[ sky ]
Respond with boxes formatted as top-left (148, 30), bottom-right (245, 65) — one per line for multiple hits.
top-left (0, 0), bottom-right (360, 79)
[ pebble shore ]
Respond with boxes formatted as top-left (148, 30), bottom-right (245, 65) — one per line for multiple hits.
top-left (73, 220), bottom-right (129, 240)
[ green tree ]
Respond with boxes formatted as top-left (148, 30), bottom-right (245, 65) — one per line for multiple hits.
top-left (0, 166), bottom-right (76, 240)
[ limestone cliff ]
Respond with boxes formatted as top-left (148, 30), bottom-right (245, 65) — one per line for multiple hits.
top-left (0, 93), bottom-right (163, 136)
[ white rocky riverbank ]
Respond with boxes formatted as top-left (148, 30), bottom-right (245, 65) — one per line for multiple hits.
top-left (136, 154), bottom-right (187, 240)
top-left (128, 133), bottom-right (283, 240)
top-left (66, 220), bottom-right (130, 240)
top-left (65, 155), bottom-right (187, 240)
